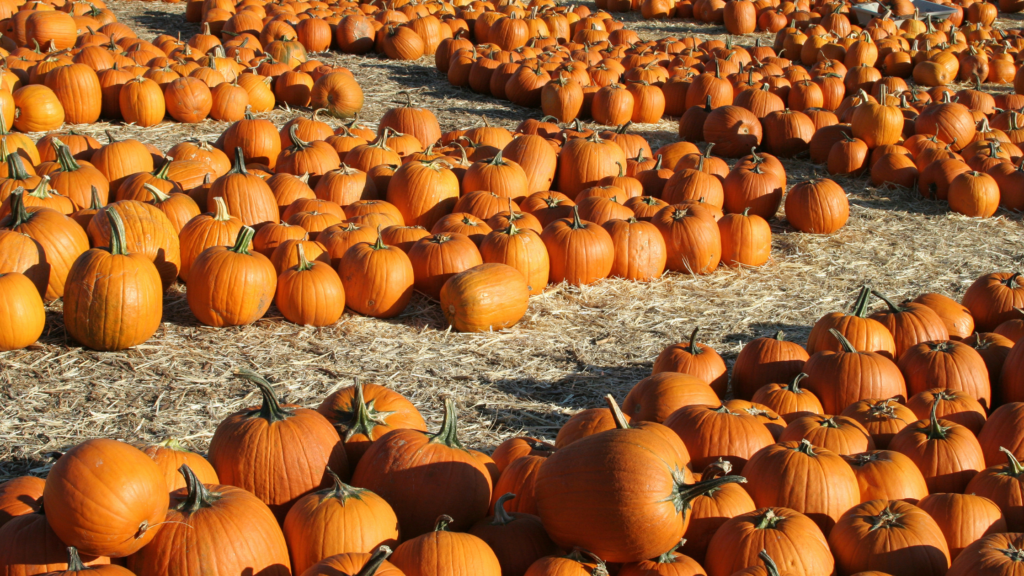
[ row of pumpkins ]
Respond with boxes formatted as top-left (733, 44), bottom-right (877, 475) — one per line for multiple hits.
top-left (0, 83), bottom-right (854, 352)
top-left (2, 269), bottom-right (1024, 576)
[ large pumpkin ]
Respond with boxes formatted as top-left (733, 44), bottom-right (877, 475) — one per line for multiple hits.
top-left (43, 439), bottom-right (169, 557)
top-left (843, 449), bottom-right (929, 503)
top-left (828, 499), bottom-right (950, 576)
top-left (897, 340), bottom-right (991, 409)
top-left (963, 272), bottom-right (1024, 332)
top-left (126, 465), bottom-right (290, 576)
top-left (947, 532), bottom-right (1024, 576)
top-left (0, 509), bottom-right (110, 576)
top-left (351, 397), bottom-right (493, 537)
top-left (889, 397), bottom-right (985, 493)
top-left (801, 329), bottom-right (907, 415)
top-left (207, 370), bottom-right (348, 523)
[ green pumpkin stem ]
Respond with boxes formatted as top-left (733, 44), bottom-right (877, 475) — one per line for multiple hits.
top-left (759, 550), bottom-right (782, 576)
top-left (156, 437), bottom-right (187, 451)
top-left (229, 226), bottom-right (254, 255)
top-left (324, 466), bottom-right (365, 502)
top-left (26, 176), bottom-right (53, 200)
top-left (656, 541), bottom-right (685, 564)
top-left (8, 188), bottom-right (28, 228)
top-left (1001, 447), bottom-right (1024, 477)
top-left (144, 183), bottom-right (171, 204)
top-left (569, 204), bottom-right (585, 230)
top-left (295, 242), bottom-right (314, 272)
top-left (342, 379), bottom-right (394, 442)
top-left (674, 473), bottom-right (746, 516)
top-left (774, 330), bottom-right (786, 341)
top-left (686, 327), bottom-right (703, 355)
top-left (88, 185), bottom-right (104, 209)
top-left (605, 394), bottom-right (631, 430)
top-left (6, 147), bottom-right (30, 180)
top-left (796, 438), bottom-right (816, 455)
top-left (430, 397), bottom-right (463, 449)
top-left (177, 463), bottom-right (216, 513)
top-left (871, 289), bottom-right (905, 313)
top-left (491, 493), bottom-right (516, 525)
top-left (370, 225), bottom-right (387, 250)
top-left (755, 507), bottom-right (786, 529)
top-left (66, 548), bottom-right (86, 572)
top-left (355, 546), bottom-right (394, 576)
top-left (234, 369), bottom-right (293, 423)
top-left (289, 123), bottom-right (310, 150)
top-left (789, 372), bottom-right (808, 393)
top-left (105, 207), bottom-right (128, 256)
top-left (925, 394), bottom-right (949, 440)
top-left (229, 146), bottom-right (249, 175)
top-left (433, 514), bottom-right (454, 532)
top-left (850, 285), bottom-right (873, 317)
top-left (828, 328), bottom-right (859, 353)
top-left (52, 138), bottom-right (83, 172)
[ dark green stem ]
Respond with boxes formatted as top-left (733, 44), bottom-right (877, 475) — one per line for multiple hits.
top-left (429, 397), bottom-right (463, 448)
top-left (355, 546), bottom-right (394, 576)
top-left (235, 369), bottom-right (293, 423)
top-left (850, 285), bottom-right (873, 317)
top-left (828, 328), bottom-right (859, 353)
top-left (491, 493), bottom-right (516, 525)
top-left (176, 464), bottom-right (216, 513)
top-left (105, 207), bottom-right (128, 256)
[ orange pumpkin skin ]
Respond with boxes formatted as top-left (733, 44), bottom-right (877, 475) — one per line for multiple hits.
top-left (44, 64), bottom-right (102, 125)
top-left (141, 438), bottom-right (219, 494)
top-left (778, 414), bottom-right (876, 455)
top-left (897, 341), bottom-right (991, 410)
top-left (126, 465), bottom-right (289, 576)
top-left (540, 207), bottom-right (614, 286)
top-left (841, 398), bottom-right (916, 449)
top-left (0, 272), bottom-right (44, 352)
top-left (391, 516), bottom-right (502, 576)
top-left (283, 471), bottom-right (399, 576)
top-left (653, 328), bottom-right (728, 396)
top-left (441, 263), bottom-right (530, 332)
top-left (0, 229), bottom-right (48, 298)
top-left (678, 460), bottom-right (756, 566)
top-left (828, 499), bottom-right (951, 576)
top-left (665, 404), bottom-right (774, 473)
top-left (869, 292), bottom-right (951, 360)
top-left (704, 506), bottom-right (834, 576)
top-left (966, 449), bottom-right (1024, 532)
top-left (913, 293), bottom-right (975, 340)
top-left (310, 72), bottom-right (364, 119)
top-left (301, 547), bottom-right (405, 576)
top-left (0, 512), bottom-right (110, 576)
top-left (0, 476), bottom-right (43, 529)
top-left (623, 371), bottom-right (721, 424)
top-left (408, 233), bottom-right (483, 300)
top-left (177, 198), bottom-right (245, 283)
top-left (164, 77), bottom-right (213, 123)
top-left (187, 227), bottom-right (277, 327)
top-left (557, 133), bottom-right (628, 199)
top-left (806, 286), bottom-right (897, 359)
top-left (208, 149), bottom-right (279, 228)
top-left (339, 231), bottom-right (414, 319)
top-left (491, 455), bottom-right (546, 517)
top-left (801, 330), bottom-right (908, 416)
top-left (843, 450), bottom-right (930, 504)
top-left (889, 401), bottom-right (985, 494)
top-left (276, 244), bottom-right (345, 327)
top-left (479, 224), bottom-right (549, 296)
top-left (619, 549), bottom-right (706, 576)
top-left (316, 382), bottom-right (427, 466)
top-left (43, 439), bottom-right (170, 557)
top-left (733, 332), bottom-right (810, 401)
top-left (602, 217), bottom-right (666, 281)
top-left (784, 178), bottom-right (849, 234)
top-left (85, 200), bottom-right (181, 291)
top-left (916, 493), bottom-right (1006, 560)
top-left (554, 407), bottom-right (617, 449)
top-left (65, 209), bottom-right (163, 351)
top-left (962, 272), bottom-right (1024, 333)
top-left (1, 195), bottom-right (90, 301)
top-left (947, 532), bottom-right (1024, 576)
top-left (978, 403), bottom-right (1024, 467)
top-left (522, 550), bottom-right (608, 576)
top-left (491, 437), bottom-right (555, 473)
top-left (207, 370), bottom-right (348, 523)
top-left (351, 398), bottom-right (492, 537)
top-left (650, 204), bottom-right (722, 275)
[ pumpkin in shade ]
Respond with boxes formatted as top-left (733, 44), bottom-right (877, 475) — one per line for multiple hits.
top-left (0, 272), bottom-right (44, 352)
top-left (301, 545), bottom-right (403, 576)
top-left (664, 404), bottom-right (775, 473)
top-left (623, 371), bottom-right (721, 423)
top-left (351, 397), bottom-right (492, 537)
top-left (491, 438), bottom-right (555, 472)
top-left (0, 508), bottom-right (111, 575)
top-left (541, 205), bottom-right (614, 286)
top-left (889, 397), bottom-right (985, 493)
top-left (523, 549), bottom-right (609, 576)
top-left (0, 475), bottom-right (43, 528)
top-left (704, 506), bottom-right (834, 576)
top-left (704, 106), bottom-right (763, 158)
top-left (966, 448), bottom-right (1024, 532)
top-left (619, 543), bottom-right (706, 576)
top-left (778, 414), bottom-right (875, 455)
top-left (677, 459), bottom-right (756, 566)
top-left (470, 493), bottom-right (558, 576)
top-left (207, 370), bottom-right (348, 523)
top-left (784, 179), bottom-right (849, 234)
top-left (316, 381), bottom-right (427, 466)
top-left (978, 403), bottom-right (1024, 467)
top-left (187, 226), bottom-right (277, 326)
top-left (733, 332), bottom-right (810, 401)
top-left (727, 550), bottom-right (796, 576)
top-left (806, 286), bottom-right (896, 358)
top-left (10, 547), bottom-right (117, 576)
top-left (897, 340), bottom-right (991, 409)
top-left (283, 468), bottom-right (399, 576)
top-left (339, 227), bottom-right (414, 319)
top-left (64, 208), bottom-right (162, 351)
top-left (535, 403), bottom-right (746, 563)
top-left (141, 438), bottom-right (219, 494)
top-left (43, 438), bottom-right (169, 557)
top-left (653, 328), bottom-right (728, 396)
top-left (916, 492), bottom-right (1006, 560)
top-left (870, 290), bottom-right (951, 359)
top-left (752, 373), bottom-right (824, 422)
top-left (741, 440), bottom-right (860, 536)
top-left (441, 263), bottom-right (530, 333)
top-left (963, 272), bottom-right (1024, 333)
top-left (946, 533), bottom-right (1024, 576)
top-left (843, 450), bottom-right (930, 503)
top-left (913, 293), bottom-right (975, 340)
top-left (492, 456), bottom-right (545, 516)
top-left (841, 399), bottom-right (916, 449)
top-left (126, 465), bottom-right (290, 576)
top-left (718, 208), bottom-right (770, 267)
top-left (827, 499), bottom-right (950, 576)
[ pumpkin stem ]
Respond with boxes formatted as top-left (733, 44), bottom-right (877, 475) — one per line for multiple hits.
top-left (212, 197), bottom-right (231, 221)
top-left (673, 473), bottom-right (746, 515)
top-left (143, 183), bottom-right (171, 204)
top-left (429, 396), bottom-right (464, 449)
top-left (66, 548), bottom-right (86, 572)
top-left (228, 225), bottom-right (254, 255)
top-left (177, 463), bottom-right (217, 513)
top-left (235, 369), bottom-right (293, 423)
top-left (1001, 447), bottom-right (1024, 477)
top-left (433, 514), bottom-right (454, 532)
top-left (87, 186), bottom-right (102, 210)
top-left (850, 285), bottom-right (873, 317)
top-left (491, 493), bottom-right (517, 525)
top-left (796, 438), bottom-right (816, 455)
top-left (686, 327), bottom-right (703, 355)
top-left (828, 328), bottom-right (859, 354)
top-left (152, 159), bottom-right (172, 181)
top-left (370, 225), bottom-right (387, 250)
top-left (758, 550), bottom-right (782, 576)
top-left (105, 206), bottom-right (129, 257)
top-left (26, 176), bottom-right (53, 200)
top-left (604, 394), bottom-right (631, 430)
top-left (324, 466), bottom-right (365, 502)
top-left (754, 507), bottom-right (785, 529)
top-left (569, 204), bottom-right (585, 230)
top-left (1002, 273), bottom-right (1022, 288)
top-left (616, 161), bottom-right (625, 178)
top-left (5, 146), bottom-right (29, 180)
top-left (289, 123), bottom-right (311, 150)
top-left (228, 146), bottom-right (249, 175)
top-left (703, 94), bottom-right (712, 111)
top-left (8, 189), bottom-right (28, 228)
top-left (294, 242), bottom-right (314, 272)
top-left (870, 290), bottom-right (905, 314)
top-left (788, 372), bottom-right (808, 393)
top-left (156, 437), bottom-right (187, 451)
top-left (53, 138), bottom-right (83, 172)
top-left (925, 394), bottom-right (949, 440)
top-left (355, 546), bottom-right (394, 576)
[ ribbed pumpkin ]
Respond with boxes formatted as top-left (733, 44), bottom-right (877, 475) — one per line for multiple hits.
top-left (947, 533), bottom-right (1024, 576)
top-left (351, 397), bottom-right (493, 537)
top-left (0, 475), bottom-right (43, 528)
top-left (664, 404), bottom-right (774, 473)
top-left (43, 438), bottom-right (169, 557)
top-left (978, 403), bottom-right (1024, 467)
top-left (469, 493), bottom-right (559, 576)
top-left (841, 398), bottom-right (916, 449)
top-left (464, 149), bottom-right (529, 200)
top-left (0, 271), bottom-right (44, 352)
top-left (734, 331), bottom-right (810, 401)
top-left (752, 373), bottom-right (824, 422)
top-left (208, 148), bottom-right (279, 227)
top-left (222, 112), bottom-right (283, 168)
top-left (718, 207), bottom-right (771, 267)
top-left (390, 514), bottom-right (501, 576)
top-left (339, 228), bottom-right (414, 318)
top-left (843, 450), bottom-right (930, 503)
top-left (276, 243), bottom-right (345, 327)
top-left (207, 370), bottom-right (347, 523)
top-left (541, 205), bottom-right (614, 286)
top-left (963, 272), bottom-right (1024, 333)
top-left (828, 500), bottom-right (950, 576)
top-left (316, 381), bottom-right (427, 466)
top-left (141, 438), bottom-right (219, 494)
top-left (966, 448), bottom-right (1024, 532)
top-left (557, 132), bottom-right (628, 199)
top-left (301, 546), bottom-right (403, 576)
top-left (441, 263), bottom-right (530, 333)
top-left (916, 492), bottom-right (1006, 560)
top-left (907, 388), bottom-right (987, 436)
top-left (784, 178), bottom-right (849, 234)
top-left (480, 222), bottom-right (549, 295)
top-left (186, 226), bottom-right (277, 327)
top-left (126, 465), bottom-right (290, 576)
top-left (282, 468), bottom-right (399, 575)
top-left (722, 162), bottom-right (784, 220)
top-left (602, 217), bottom-right (667, 281)
top-left (704, 506), bottom-right (834, 576)
top-left (48, 139), bottom-right (109, 210)
top-left (778, 414), bottom-right (875, 455)
top-left (622, 371), bottom-right (720, 423)
top-left (408, 233), bottom-right (483, 300)
top-left (913, 293), bottom-right (975, 341)
top-left (650, 203), bottom-right (722, 275)
top-left (177, 197), bottom-right (244, 283)
top-left (889, 397), bottom-right (985, 493)
top-left (386, 158), bottom-right (459, 229)
top-left (870, 291), bottom-right (951, 359)
top-left (653, 327), bottom-right (728, 396)
top-left (806, 286), bottom-right (896, 358)
top-left (801, 329), bottom-right (907, 415)
top-left (898, 340), bottom-right (991, 409)
top-left (0, 505), bottom-right (111, 575)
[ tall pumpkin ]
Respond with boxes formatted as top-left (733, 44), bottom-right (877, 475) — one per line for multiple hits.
top-left (540, 205), bottom-right (614, 286)
top-left (126, 465), bottom-right (290, 576)
top-left (351, 397), bottom-right (493, 537)
top-left (186, 226), bottom-right (277, 327)
top-left (64, 208), bottom-right (163, 351)
top-left (557, 132), bottom-right (628, 199)
top-left (207, 370), bottom-right (348, 523)
top-left (208, 148), bottom-right (279, 227)
top-left (43, 439), bottom-right (169, 557)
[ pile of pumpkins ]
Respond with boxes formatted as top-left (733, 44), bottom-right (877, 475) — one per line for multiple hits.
top-left (3, 270), bottom-right (1024, 576)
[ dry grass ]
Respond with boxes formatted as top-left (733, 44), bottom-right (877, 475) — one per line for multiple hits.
top-left (2, 1), bottom-right (1024, 480)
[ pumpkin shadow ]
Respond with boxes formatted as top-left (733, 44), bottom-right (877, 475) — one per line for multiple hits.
top-left (135, 9), bottom-right (202, 39)
top-left (0, 455), bottom-right (55, 482)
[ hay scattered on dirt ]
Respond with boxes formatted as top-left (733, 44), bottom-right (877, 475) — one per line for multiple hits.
top-left (2, 1), bottom-right (1024, 479)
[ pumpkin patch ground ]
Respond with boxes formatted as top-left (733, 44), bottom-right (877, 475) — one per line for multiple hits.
top-left (5, 0), bottom-right (1024, 572)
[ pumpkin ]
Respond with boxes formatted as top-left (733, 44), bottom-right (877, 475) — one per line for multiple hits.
top-left (963, 272), bottom-right (1024, 332)
top-left (283, 468), bottom-right (399, 575)
top-left (703, 105), bottom-right (763, 157)
top-left (126, 464), bottom-right (289, 576)
top-left (557, 132), bottom-right (627, 199)
top-left (907, 388), bottom-right (987, 436)
top-left (12, 85), bottom-right (64, 133)
top-left (778, 414), bottom-right (876, 455)
top-left (386, 158), bottom-right (459, 229)
top-left (0, 271), bottom-right (44, 352)
top-left (276, 125), bottom-right (342, 184)
top-left (141, 438), bottom-right (219, 494)
top-left (841, 398), bottom-right (916, 449)
top-left (784, 179), bottom-right (849, 234)
top-left (897, 340), bottom-right (991, 409)
top-left (48, 139), bottom-right (109, 210)
top-left (339, 227), bottom-right (414, 318)
top-left (480, 221), bottom-right (549, 295)
top-left (889, 396), bottom-right (985, 493)
top-left (0, 475), bottom-right (43, 529)
top-left (801, 329), bottom-right (907, 415)
top-left (222, 112), bottom-right (283, 169)
top-left (718, 208), bottom-right (770, 267)
top-left (177, 197), bottom-right (245, 283)
top-left (207, 148), bottom-right (279, 228)
top-left (704, 506), bottom-right (834, 576)
top-left (0, 504), bottom-right (112, 575)
top-left (978, 403), bottom-right (1024, 467)
top-left (441, 262), bottom-right (530, 332)
top-left (913, 293), bottom-right (975, 340)
top-left (43, 438), bottom-right (169, 557)
top-left (947, 533), bottom-right (1024, 576)
top-left (207, 370), bottom-right (347, 523)
top-left (186, 226), bottom-right (276, 326)
top-left (650, 204), bottom-right (722, 275)
top-left (276, 243), bottom-right (345, 327)
top-left (407, 233), bottom-right (483, 300)
top-left (541, 205), bottom-right (614, 286)
top-left (622, 371), bottom-right (720, 423)
top-left (89, 132), bottom-right (154, 199)
top-left (966, 448), bottom-right (1024, 532)
top-left (469, 493), bottom-right (558, 576)
top-left (843, 450), bottom-right (930, 503)
top-left (806, 286), bottom-right (896, 358)
top-left (503, 135), bottom-right (557, 195)
top-left (300, 546), bottom-right (404, 576)
top-left (620, 545), bottom-right (706, 576)
top-left (722, 162), bottom-right (784, 220)
top-left (653, 328), bottom-right (728, 396)
top-left (119, 77), bottom-right (165, 127)
top-left (316, 380), bottom-right (427, 466)
top-left (828, 500), bottom-right (951, 576)
top-left (310, 72), bottom-right (364, 118)
top-left (752, 373), bottom-right (823, 422)
top-left (733, 331), bottom-right (810, 401)
top-left (665, 404), bottom-right (774, 473)
top-left (164, 77), bottom-right (212, 123)
top-left (865, 293), bottom-right (950, 360)
top-left (916, 493), bottom-right (1006, 560)
top-left (522, 549), bottom-right (609, 576)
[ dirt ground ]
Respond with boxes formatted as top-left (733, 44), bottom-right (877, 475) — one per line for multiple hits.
top-left (1, 1), bottom-right (1023, 480)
